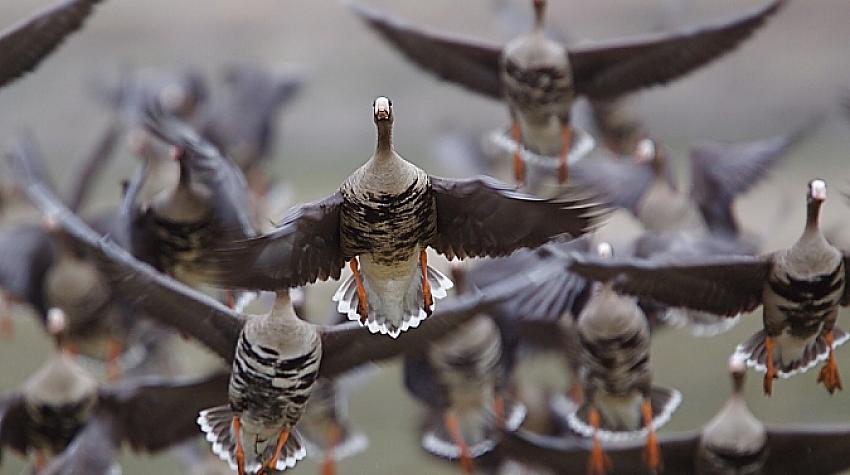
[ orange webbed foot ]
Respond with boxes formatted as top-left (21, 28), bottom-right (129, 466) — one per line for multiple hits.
top-left (445, 411), bottom-right (475, 475)
top-left (587, 408), bottom-right (611, 475)
top-left (641, 399), bottom-right (662, 473)
top-left (511, 122), bottom-right (524, 185)
top-left (265, 430), bottom-right (290, 472)
top-left (349, 258), bottom-right (369, 322)
top-left (233, 417), bottom-right (246, 475)
top-left (763, 336), bottom-right (777, 396)
top-left (558, 126), bottom-right (572, 184)
top-left (817, 331), bottom-right (843, 394)
top-left (420, 249), bottom-right (433, 316)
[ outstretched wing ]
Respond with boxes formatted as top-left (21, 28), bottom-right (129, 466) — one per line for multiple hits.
top-left (199, 192), bottom-right (346, 290)
top-left (569, 253), bottom-right (771, 316)
top-left (347, 1), bottom-right (504, 99)
top-left (430, 175), bottom-right (606, 259)
top-left (569, 0), bottom-right (784, 99)
top-left (0, 0), bottom-right (105, 89)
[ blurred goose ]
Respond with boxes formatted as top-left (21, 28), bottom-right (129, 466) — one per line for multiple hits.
top-left (404, 264), bottom-right (524, 474)
top-left (9, 159), bottom-right (573, 473)
top-left (199, 96), bottom-right (605, 338)
top-left (122, 102), bottom-right (257, 286)
top-left (0, 311), bottom-right (229, 473)
top-left (569, 242), bottom-right (680, 475)
top-left (568, 179), bottom-right (849, 396)
top-left (497, 355), bottom-right (850, 474)
top-left (349, 0), bottom-right (784, 184)
top-left (571, 121), bottom-right (815, 237)
top-left (0, 0), bottom-right (106, 89)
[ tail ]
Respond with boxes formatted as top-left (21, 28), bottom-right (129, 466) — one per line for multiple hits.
top-left (333, 264), bottom-right (452, 338)
top-left (198, 405), bottom-right (306, 473)
top-left (421, 401), bottom-right (526, 460)
top-left (734, 328), bottom-right (849, 378)
top-left (567, 386), bottom-right (681, 442)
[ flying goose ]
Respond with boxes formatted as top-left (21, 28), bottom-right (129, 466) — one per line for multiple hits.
top-left (348, 0), bottom-right (785, 184)
top-left (7, 150), bottom-right (574, 473)
top-left (0, 310), bottom-right (229, 474)
top-left (497, 355), bottom-right (850, 474)
top-left (568, 179), bottom-right (849, 396)
top-left (570, 121), bottom-right (815, 237)
top-left (199, 96), bottom-right (605, 338)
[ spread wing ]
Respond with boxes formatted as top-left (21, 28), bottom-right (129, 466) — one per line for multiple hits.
top-left (199, 192), bottom-right (345, 290)
top-left (7, 142), bottom-right (245, 361)
top-left (689, 120), bottom-right (817, 237)
top-left (0, 393), bottom-right (28, 459)
top-left (346, 1), bottom-right (504, 99)
top-left (429, 175), bottom-right (606, 259)
top-left (0, 0), bottom-right (105, 89)
top-left (570, 156), bottom-right (656, 215)
top-left (569, 0), bottom-right (784, 99)
top-left (569, 253), bottom-right (771, 316)
top-left (0, 223), bottom-right (55, 312)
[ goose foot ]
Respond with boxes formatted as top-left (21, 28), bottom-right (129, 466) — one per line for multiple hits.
top-left (642, 398), bottom-right (662, 473)
top-left (233, 417), bottom-right (246, 475)
top-left (349, 258), bottom-right (368, 322)
top-left (264, 430), bottom-right (290, 472)
top-left (817, 330), bottom-right (843, 394)
top-left (588, 407), bottom-right (611, 475)
top-left (420, 249), bottom-right (432, 316)
top-left (445, 411), bottom-right (474, 474)
top-left (321, 423), bottom-right (342, 475)
top-left (763, 336), bottom-right (777, 396)
top-left (558, 126), bottom-right (572, 184)
top-left (511, 121), bottom-right (524, 185)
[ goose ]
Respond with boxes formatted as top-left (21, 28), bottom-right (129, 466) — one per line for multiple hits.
top-left (496, 355), bottom-right (850, 474)
top-left (198, 96), bottom-right (605, 338)
top-left (8, 152), bottom-right (572, 474)
top-left (348, 0), bottom-right (785, 184)
top-left (568, 179), bottom-right (849, 396)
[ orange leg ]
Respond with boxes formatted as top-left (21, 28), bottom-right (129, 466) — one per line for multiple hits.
top-left (492, 394), bottom-right (506, 429)
top-left (444, 411), bottom-right (474, 475)
top-left (34, 451), bottom-right (46, 471)
top-left (321, 423), bottom-right (342, 475)
top-left (763, 336), bottom-right (777, 396)
top-left (641, 399), bottom-right (662, 473)
top-left (224, 290), bottom-right (236, 309)
top-left (588, 408), bottom-right (611, 475)
top-left (265, 430), bottom-right (290, 471)
top-left (817, 330), bottom-right (843, 394)
top-left (349, 258), bottom-right (369, 323)
top-left (420, 249), bottom-right (433, 316)
top-left (558, 126), bottom-right (572, 184)
top-left (568, 381), bottom-right (585, 406)
top-left (106, 338), bottom-right (123, 382)
top-left (233, 417), bottom-right (246, 475)
top-left (511, 121), bottom-right (524, 185)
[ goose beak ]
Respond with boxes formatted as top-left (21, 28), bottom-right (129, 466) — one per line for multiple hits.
top-left (811, 179), bottom-right (827, 201)
top-left (374, 96), bottom-right (391, 121)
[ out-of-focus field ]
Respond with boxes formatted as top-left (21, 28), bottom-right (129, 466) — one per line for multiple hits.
top-left (1, 0), bottom-right (850, 473)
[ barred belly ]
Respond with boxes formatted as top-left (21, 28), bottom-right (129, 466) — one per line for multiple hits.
top-left (502, 59), bottom-right (572, 121)
top-left (767, 264), bottom-right (844, 339)
top-left (340, 178), bottom-right (436, 266)
top-left (580, 328), bottom-right (650, 397)
top-left (151, 215), bottom-right (213, 272)
top-left (229, 336), bottom-right (321, 430)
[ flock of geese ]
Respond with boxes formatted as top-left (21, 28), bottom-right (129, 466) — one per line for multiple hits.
top-left (1, 0), bottom-right (849, 474)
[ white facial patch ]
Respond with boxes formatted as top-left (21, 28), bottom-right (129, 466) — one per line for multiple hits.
top-left (811, 179), bottom-right (827, 200)
top-left (374, 96), bottom-right (391, 117)
top-left (47, 308), bottom-right (66, 335)
top-left (636, 139), bottom-right (655, 162)
top-left (596, 242), bottom-right (613, 258)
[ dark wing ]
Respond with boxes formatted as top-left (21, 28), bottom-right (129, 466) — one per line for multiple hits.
top-left (765, 424), bottom-right (850, 475)
top-left (0, 0), bottom-right (104, 89)
top-left (99, 371), bottom-right (230, 452)
top-left (346, 1), bottom-right (504, 99)
top-left (142, 101), bottom-right (257, 239)
top-left (66, 122), bottom-right (122, 212)
top-left (498, 428), bottom-right (700, 474)
top-left (6, 143), bottom-right (245, 362)
top-left (0, 223), bottom-right (55, 312)
top-left (0, 393), bottom-right (29, 459)
top-left (38, 414), bottom-right (119, 475)
top-left (570, 157), bottom-right (655, 215)
top-left (689, 120), bottom-right (817, 237)
top-left (569, 0), bottom-right (785, 99)
top-left (199, 192), bottom-right (345, 290)
top-left (430, 175), bottom-right (606, 260)
top-left (319, 259), bottom-right (566, 379)
top-left (569, 253), bottom-right (771, 316)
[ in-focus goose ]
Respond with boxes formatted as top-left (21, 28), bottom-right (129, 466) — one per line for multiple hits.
top-left (8, 159), bottom-right (571, 474)
top-left (496, 355), bottom-right (850, 475)
top-left (569, 242), bottom-right (680, 475)
top-left (349, 0), bottom-right (785, 184)
top-left (199, 96), bottom-right (605, 338)
top-left (568, 179), bottom-right (849, 396)
top-left (0, 0), bottom-right (106, 89)
top-left (121, 102), bottom-right (257, 286)
top-left (571, 122), bottom-right (815, 237)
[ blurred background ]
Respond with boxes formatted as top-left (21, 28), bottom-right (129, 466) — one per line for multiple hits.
top-left (1, 0), bottom-right (850, 473)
